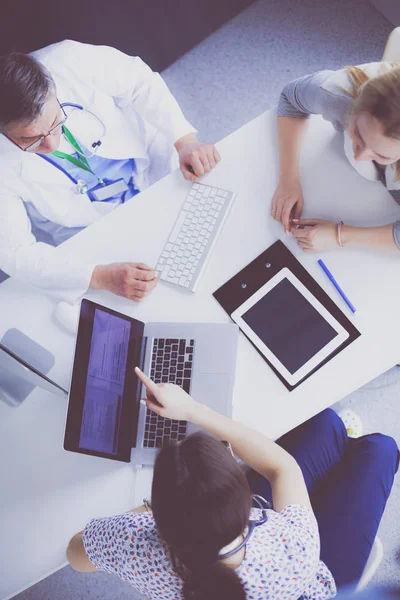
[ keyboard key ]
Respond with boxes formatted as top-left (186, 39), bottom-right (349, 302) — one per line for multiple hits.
top-left (184, 369), bottom-right (191, 378)
top-left (184, 362), bottom-right (192, 369)
top-left (176, 378), bottom-right (182, 385)
top-left (183, 379), bottom-right (191, 393)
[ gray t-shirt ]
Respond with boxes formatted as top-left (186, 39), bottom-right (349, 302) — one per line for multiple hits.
top-left (277, 63), bottom-right (400, 248)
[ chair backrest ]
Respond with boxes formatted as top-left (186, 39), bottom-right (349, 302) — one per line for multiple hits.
top-left (382, 27), bottom-right (400, 61)
top-left (356, 536), bottom-right (383, 592)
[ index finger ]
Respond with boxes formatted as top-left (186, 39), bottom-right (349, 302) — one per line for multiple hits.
top-left (134, 262), bottom-right (155, 271)
top-left (213, 147), bottom-right (221, 162)
top-left (188, 154), bottom-right (205, 176)
top-left (135, 367), bottom-right (159, 395)
top-left (292, 218), bottom-right (320, 226)
top-left (133, 266), bottom-right (156, 281)
top-left (281, 205), bottom-right (292, 232)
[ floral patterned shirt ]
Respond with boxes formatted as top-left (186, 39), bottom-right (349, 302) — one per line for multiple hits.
top-left (82, 504), bottom-right (336, 600)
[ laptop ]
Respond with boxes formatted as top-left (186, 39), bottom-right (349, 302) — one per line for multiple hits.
top-left (64, 299), bottom-right (239, 465)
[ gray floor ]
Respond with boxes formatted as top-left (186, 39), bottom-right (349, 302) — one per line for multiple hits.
top-left (15, 0), bottom-right (399, 598)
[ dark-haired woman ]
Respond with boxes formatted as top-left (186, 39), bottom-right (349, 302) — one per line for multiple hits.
top-left (271, 61), bottom-right (400, 251)
top-left (67, 368), bottom-right (398, 599)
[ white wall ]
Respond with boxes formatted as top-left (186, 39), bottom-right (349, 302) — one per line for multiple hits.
top-left (369, 0), bottom-right (400, 25)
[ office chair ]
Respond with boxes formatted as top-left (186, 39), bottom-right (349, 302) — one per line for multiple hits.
top-left (382, 27), bottom-right (400, 61)
top-left (356, 536), bottom-right (384, 592)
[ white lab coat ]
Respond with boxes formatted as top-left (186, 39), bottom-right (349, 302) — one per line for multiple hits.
top-left (0, 40), bottom-right (196, 302)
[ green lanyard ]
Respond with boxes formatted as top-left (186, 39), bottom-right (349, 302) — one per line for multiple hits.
top-left (52, 126), bottom-right (95, 175)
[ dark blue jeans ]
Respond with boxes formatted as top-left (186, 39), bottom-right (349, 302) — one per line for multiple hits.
top-left (246, 409), bottom-right (399, 589)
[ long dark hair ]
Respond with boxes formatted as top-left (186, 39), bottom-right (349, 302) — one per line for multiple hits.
top-left (152, 431), bottom-right (252, 600)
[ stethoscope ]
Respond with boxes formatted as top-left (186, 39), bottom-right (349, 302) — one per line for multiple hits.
top-left (39, 102), bottom-right (108, 193)
top-left (60, 102), bottom-right (107, 158)
top-left (217, 495), bottom-right (270, 561)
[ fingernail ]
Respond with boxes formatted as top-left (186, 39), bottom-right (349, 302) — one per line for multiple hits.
top-left (135, 366), bottom-right (141, 372)
top-left (140, 399), bottom-right (146, 406)
top-left (292, 219), bottom-right (299, 222)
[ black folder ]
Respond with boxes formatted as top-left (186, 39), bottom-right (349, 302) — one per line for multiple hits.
top-left (213, 240), bottom-right (361, 391)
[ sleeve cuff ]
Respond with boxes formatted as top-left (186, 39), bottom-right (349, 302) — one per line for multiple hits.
top-left (167, 122), bottom-right (198, 147)
top-left (277, 91), bottom-right (311, 118)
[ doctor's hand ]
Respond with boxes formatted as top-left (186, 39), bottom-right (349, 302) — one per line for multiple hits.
top-left (291, 219), bottom-right (338, 252)
top-left (271, 179), bottom-right (304, 233)
top-left (135, 367), bottom-right (199, 422)
top-left (175, 133), bottom-right (221, 182)
top-left (90, 262), bottom-right (157, 302)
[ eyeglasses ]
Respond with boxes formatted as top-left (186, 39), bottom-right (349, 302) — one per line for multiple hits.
top-left (5, 102), bottom-right (68, 152)
top-left (217, 494), bottom-right (270, 561)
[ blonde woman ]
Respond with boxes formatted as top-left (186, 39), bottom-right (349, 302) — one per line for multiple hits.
top-left (271, 62), bottom-right (400, 251)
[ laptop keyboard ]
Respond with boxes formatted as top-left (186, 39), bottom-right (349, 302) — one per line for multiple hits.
top-left (143, 337), bottom-right (195, 448)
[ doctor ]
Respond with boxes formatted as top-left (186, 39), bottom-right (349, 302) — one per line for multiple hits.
top-left (0, 40), bottom-right (221, 303)
top-left (271, 61), bottom-right (400, 252)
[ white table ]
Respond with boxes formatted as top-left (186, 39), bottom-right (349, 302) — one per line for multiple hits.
top-left (1, 109), bottom-right (400, 600)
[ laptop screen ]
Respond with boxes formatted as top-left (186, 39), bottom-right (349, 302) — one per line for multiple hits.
top-left (64, 299), bottom-right (145, 462)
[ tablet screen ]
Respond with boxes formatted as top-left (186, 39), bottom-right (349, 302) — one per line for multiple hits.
top-left (241, 278), bottom-right (337, 374)
top-left (231, 268), bottom-right (349, 386)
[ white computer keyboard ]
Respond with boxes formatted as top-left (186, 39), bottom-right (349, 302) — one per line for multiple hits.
top-left (155, 183), bottom-right (236, 291)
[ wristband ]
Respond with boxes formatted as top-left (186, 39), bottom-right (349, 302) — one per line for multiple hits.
top-left (337, 221), bottom-right (344, 247)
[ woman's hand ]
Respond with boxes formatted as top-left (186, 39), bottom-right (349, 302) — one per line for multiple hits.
top-left (291, 219), bottom-right (338, 252)
top-left (135, 367), bottom-right (199, 421)
top-left (271, 179), bottom-right (304, 233)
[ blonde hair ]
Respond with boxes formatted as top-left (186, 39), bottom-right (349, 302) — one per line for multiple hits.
top-left (345, 62), bottom-right (400, 180)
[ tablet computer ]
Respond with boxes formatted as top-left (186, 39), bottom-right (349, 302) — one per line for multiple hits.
top-left (231, 267), bottom-right (349, 386)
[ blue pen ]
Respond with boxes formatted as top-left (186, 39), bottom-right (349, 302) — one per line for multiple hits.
top-left (317, 259), bottom-right (357, 314)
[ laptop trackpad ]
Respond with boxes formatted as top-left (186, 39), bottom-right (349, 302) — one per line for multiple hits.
top-left (198, 373), bottom-right (229, 412)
